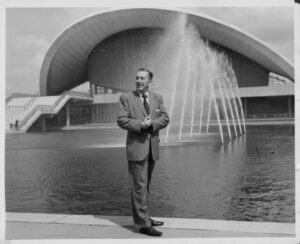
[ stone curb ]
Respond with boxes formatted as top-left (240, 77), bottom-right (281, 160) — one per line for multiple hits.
top-left (6, 212), bottom-right (295, 235)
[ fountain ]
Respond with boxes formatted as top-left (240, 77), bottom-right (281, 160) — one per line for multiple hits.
top-left (148, 14), bottom-right (246, 144)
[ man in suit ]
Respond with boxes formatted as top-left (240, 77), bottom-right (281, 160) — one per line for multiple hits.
top-left (117, 68), bottom-right (169, 236)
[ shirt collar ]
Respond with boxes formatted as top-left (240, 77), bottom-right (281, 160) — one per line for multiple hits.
top-left (137, 91), bottom-right (149, 98)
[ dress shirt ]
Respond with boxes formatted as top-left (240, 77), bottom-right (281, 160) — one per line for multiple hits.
top-left (137, 91), bottom-right (149, 104)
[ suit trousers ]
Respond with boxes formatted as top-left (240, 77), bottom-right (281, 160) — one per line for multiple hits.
top-left (128, 146), bottom-right (156, 228)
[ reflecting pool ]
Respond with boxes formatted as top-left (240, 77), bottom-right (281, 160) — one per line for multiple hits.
top-left (5, 125), bottom-right (294, 223)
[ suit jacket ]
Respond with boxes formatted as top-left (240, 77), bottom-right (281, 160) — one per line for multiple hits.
top-left (117, 90), bottom-right (169, 161)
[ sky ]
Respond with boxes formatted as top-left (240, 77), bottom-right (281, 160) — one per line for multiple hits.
top-left (5, 7), bottom-right (294, 97)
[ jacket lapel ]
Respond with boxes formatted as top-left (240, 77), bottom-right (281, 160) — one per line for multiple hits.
top-left (149, 91), bottom-right (155, 115)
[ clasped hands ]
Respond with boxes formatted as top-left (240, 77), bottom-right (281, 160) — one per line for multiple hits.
top-left (141, 115), bottom-right (152, 129)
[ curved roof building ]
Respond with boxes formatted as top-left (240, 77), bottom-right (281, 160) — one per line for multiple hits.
top-left (40, 8), bottom-right (294, 96)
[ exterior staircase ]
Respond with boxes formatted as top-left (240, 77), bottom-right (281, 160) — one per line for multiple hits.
top-left (6, 91), bottom-right (92, 132)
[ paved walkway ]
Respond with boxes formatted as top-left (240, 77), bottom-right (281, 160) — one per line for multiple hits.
top-left (5, 212), bottom-right (295, 240)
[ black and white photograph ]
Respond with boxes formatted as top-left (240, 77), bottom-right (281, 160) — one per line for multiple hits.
top-left (1, 0), bottom-right (299, 243)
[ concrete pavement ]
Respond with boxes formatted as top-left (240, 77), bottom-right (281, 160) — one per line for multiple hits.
top-left (5, 212), bottom-right (295, 240)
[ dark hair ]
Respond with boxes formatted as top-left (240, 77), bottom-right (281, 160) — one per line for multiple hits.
top-left (137, 68), bottom-right (153, 80)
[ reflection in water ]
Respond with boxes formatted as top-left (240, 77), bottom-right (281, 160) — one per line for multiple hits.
top-left (5, 125), bottom-right (294, 222)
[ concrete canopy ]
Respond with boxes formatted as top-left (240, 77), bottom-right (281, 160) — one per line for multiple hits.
top-left (40, 8), bottom-right (294, 96)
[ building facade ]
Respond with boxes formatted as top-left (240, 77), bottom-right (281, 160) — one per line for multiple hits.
top-left (30, 8), bottom-right (294, 130)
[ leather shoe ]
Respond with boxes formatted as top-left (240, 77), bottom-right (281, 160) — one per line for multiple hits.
top-left (149, 218), bottom-right (164, 227)
top-left (139, 226), bottom-right (163, 236)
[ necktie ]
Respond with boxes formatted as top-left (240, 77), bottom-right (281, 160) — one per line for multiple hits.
top-left (142, 94), bottom-right (150, 115)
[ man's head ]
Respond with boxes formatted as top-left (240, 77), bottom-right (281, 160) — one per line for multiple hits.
top-left (135, 68), bottom-right (153, 94)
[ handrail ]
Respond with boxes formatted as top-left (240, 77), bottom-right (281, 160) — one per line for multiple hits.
top-left (15, 91), bottom-right (92, 131)
top-left (18, 104), bottom-right (53, 130)
top-left (23, 96), bottom-right (38, 111)
top-left (18, 94), bottom-right (69, 130)
top-left (6, 105), bottom-right (27, 112)
top-left (269, 74), bottom-right (289, 83)
top-left (268, 82), bottom-right (294, 87)
top-left (49, 91), bottom-right (71, 111)
top-left (6, 91), bottom-right (91, 112)
top-left (5, 93), bottom-right (36, 105)
top-left (6, 95), bottom-right (38, 112)
top-left (245, 113), bottom-right (294, 119)
top-left (50, 91), bottom-right (92, 113)
top-left (65, 90), bottom-right (92, 99)
top-left (18, 93), bottom-right (67, 127)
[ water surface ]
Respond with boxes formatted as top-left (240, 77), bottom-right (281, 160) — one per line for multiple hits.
top-left (5, 125), bottom-right (295, 222)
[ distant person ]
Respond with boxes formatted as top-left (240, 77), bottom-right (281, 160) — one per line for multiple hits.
top-left (117, 68), bottom-right (169, 237)
top-left (9, 117), bottom-right (14, 130)
top-left (15, 119), bottom-right (19, 130)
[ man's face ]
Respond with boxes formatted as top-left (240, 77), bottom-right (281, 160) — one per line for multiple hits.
top-left (135, 71), bottom-right (151, 94)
